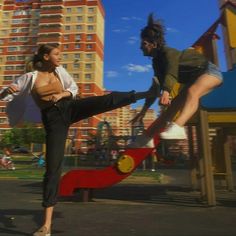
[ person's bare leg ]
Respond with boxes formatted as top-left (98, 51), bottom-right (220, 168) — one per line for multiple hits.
top-left (174, 74), bottom-right (222, 126)
top-left (33, 207), bottom-right (53, 235)
top-left (43, 206), bottom-right (53, 231)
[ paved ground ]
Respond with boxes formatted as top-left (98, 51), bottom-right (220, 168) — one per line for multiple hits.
top-left (0, 172), bottom-right (236, 236)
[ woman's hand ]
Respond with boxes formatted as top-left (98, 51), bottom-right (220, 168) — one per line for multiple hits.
top-left (51, 93), bottom-right (63, 103)
top-left (6, 85), bottom-right (19, 94)
top-left (159, 90), bottom-right (171, 106)
top-left (0, 85), bottom-right (19, 99)
top-left (51, 91), bottom-right (72, 103)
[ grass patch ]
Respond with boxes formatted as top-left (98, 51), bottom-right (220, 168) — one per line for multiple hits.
top-left (0, 167), bottom-right (44, 179)
top-left (132, 170), bottom-right (164, 182)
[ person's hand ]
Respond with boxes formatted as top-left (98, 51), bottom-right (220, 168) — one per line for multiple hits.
top-left (6, 85), bottom-right (19, 94)
top-left (51, 93), bottom-right (63, 103)
top-left (0, 85), bottom-right (19, 99)
top-left (129, 112), bottom-right (145, 125)
top-left (159, 90), bottom-right (171, 106)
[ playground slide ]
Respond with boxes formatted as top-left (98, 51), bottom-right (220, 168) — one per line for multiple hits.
top-left (59, 88), bottom-right (185, 197)
top-left (59, 147), bottom-right (155, 196)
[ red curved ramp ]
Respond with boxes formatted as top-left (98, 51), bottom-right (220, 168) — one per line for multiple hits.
top-left (59, 91), bottom-right (184, 197)
top-left (59, 148), bottom-right (155, 196)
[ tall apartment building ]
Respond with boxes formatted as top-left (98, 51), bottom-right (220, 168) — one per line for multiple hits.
top-left (0, 0), bottom-right (105, 151)
top-left (103, 103), bottom-right (157, 137)
top-left (132, 106), bottom-right (156, 129)
top-left (102, 104), bottom-right (133, 137)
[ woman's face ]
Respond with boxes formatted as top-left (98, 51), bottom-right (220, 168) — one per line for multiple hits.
top-left (44, 47), bottom-right (61, 67)
top-left (140, 39), bottom-right (156, 56)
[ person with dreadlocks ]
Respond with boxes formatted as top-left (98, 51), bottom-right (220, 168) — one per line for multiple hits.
top-left (131, 14), bottom-right (223, 139)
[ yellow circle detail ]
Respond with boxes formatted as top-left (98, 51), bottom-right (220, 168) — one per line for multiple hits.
top-left (117, 155), bottom-right (135, 173)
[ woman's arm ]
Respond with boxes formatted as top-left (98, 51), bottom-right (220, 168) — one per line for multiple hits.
top-left (0, 85), bottom-right (19, 100)
top-left (57, 66), bottom-right (78, 98)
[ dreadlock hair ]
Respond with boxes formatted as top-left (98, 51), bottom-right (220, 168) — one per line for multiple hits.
top-left (141, 13), bottom-right (166, 50)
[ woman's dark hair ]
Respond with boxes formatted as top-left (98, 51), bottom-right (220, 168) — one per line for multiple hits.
top-left (32, 43), bottom-right (59, 70)
top-left (141, 13), bottom-right (166, 50)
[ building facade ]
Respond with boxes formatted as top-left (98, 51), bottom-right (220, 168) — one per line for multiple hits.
top-left (0, 0), bottom-right (105, 151)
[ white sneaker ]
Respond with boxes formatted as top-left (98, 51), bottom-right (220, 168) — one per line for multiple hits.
top-left (160, 122), bottom-right (187, 140)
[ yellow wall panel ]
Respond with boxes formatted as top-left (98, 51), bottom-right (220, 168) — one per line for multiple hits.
top-left (225, 8), bottom-right (236, 48)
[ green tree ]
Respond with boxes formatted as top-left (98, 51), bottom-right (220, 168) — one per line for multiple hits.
top-left (0, 123), bottom-right (45, 149)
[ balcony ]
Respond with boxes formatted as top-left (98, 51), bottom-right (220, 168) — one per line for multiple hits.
top-left (41, 0), bottom-right (64, 6)
top-left (39, 16), bottom-right (63, 24)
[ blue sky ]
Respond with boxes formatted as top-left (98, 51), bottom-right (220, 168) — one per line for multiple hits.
top-left (101, 0), bottom-right (225, 109)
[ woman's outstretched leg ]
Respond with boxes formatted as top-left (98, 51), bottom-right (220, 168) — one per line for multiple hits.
top-left (69, 90), bottom-right (152, 123)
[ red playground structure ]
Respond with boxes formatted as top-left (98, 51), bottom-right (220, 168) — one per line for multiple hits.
top-left (59, 91), bottom-right (181, 200)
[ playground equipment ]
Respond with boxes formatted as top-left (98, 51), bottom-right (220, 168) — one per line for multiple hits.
top-left (60, 1), bottom-right (236, 205)
top-left (59, 85), bottom-right (191, 201)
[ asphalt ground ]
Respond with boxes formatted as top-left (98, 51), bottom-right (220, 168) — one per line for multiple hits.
top-left (0, 177), bottom-right (236, 236)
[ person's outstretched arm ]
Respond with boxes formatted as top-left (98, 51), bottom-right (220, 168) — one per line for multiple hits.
top-left (130, 77), bottom-right (160, 124)
top-left (0, 85), bottom-right (19, 100)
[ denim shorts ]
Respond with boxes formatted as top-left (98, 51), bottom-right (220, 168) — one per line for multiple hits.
top-left (205, 61), bottom-right (223, 82)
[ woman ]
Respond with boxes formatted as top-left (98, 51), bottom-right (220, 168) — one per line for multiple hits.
top-left (131, 14), bottom-right (223, 139)
top-left (0, 43), bottom-right (152, 236)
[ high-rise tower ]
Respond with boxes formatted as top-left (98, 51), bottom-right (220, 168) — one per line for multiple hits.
top-left (0, 0), bottom-right (105, 151)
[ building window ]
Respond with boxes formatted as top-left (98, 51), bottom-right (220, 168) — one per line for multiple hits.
top-left (13, 9), bottom-right (29, 16)
top-left (75, 54), bottom-right (80, 59)
top-left (64, 45), bottom-right (69, 50)
top-left (81, 141), bottom-right (87, 148)
top-left (3, 12), bottom-right (9, 17)
top-left (74, 63), bottom-right (80, 69)
top-left (16, 65), bottom-right (25, 70)
top-left (7, 56), bottom-right (16, 61)
top-left (83, 118), bottom-right (89, 124)
top-left (76, 25), bottom-right (82, 31)
top-left (84, 84), bottom-right (91, 91)
top-left (8, 47), bottom-right (17, 52)
top-left (1, 30), bottom-right (8, 35)
top-left (6, 66), bottom-right (14, 70)
top-left (88, 8), bottom-right (94, 13)
top-left (0, 118), bottom-right (8, 124)
top-left (86, 54), bottom-right (93, 59)
top-left (65, 26), bottom-right (70, 31)
top-left (77, 7), bottom-right (83, 13)
top-left (66, 17), bottom-right (71, 22)
top-left (77, 16), bottom-right (83, 22)
top-left (66, 8), bottom-right (72, 13)
top-left (87, 25), bottom-right (94, 31)
top-left (85, 64), bottom-right (92, 69)
top-left (63, 54), bottom-right (68, 59)
top-left (86, 44), bottom-right (92, 50)
top-left (75, 34), bottom-right (81, 41)
top-left (17, 56), bottom-right (25, 60)
top-left (4, 76), bottom-right (13, 81)
top-left (86, 35), bottom-right (93, 41)
top-left (0, 107), bottom-right (6, 113)
top-left (81, 130), bottom-right (88, 136)
top-left (75, 44), bottom-right (80, 49)
top-left (85, 74), bottom-right (92, 79)
top-left (64, 35), bottom-right (69, 41)
top-left (62, 64), bottom-right (67, 69)
top-left (88, 16), bottom-right (94, 22)
top-left (73, 74), bottom-right (79, 79)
